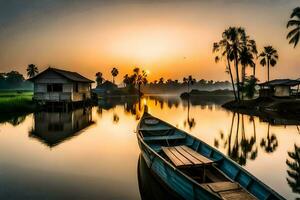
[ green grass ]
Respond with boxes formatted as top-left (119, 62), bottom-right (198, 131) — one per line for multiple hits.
top-left (0, 90), bottom-right (35, 113)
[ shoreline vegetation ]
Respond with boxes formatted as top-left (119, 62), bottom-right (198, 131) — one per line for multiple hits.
top-left (0, 90), bottom-right (38, 123)
top-left (0, 90), bottom-right (37, 114)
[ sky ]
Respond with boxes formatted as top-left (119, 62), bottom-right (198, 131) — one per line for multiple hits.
top-left (0, 0), bottom-right (299, 83)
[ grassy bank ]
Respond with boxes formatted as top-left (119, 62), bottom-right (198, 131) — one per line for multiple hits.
top-left (0, 90), bottom-right (36, 113)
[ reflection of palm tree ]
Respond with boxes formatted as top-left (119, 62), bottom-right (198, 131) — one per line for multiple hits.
top-left (113, 113), bottom-right (119, 124)
top-left (260, 124), bottom-right (278, 153)
top-left (240, 115), bottom-right (258, 162)
top-left (183, 98), bottom-right (196, 130)
top-left (97, 107), bottom-right (103, 116)
top-left (286, 144), bottom-right (300, 197)
top-left (214, 113), bottom-right (258, 166)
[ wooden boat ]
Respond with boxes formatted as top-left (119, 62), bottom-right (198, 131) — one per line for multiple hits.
top-left (137, 110), bottom-right (285, 200)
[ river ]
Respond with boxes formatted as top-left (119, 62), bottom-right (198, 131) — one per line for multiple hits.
top-left (0, 95), bottom-right (299, 199)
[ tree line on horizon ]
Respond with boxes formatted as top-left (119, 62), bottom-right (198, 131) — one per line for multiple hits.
top-left (0, 64), bottom-right (38, 90)
top-left (95, 66), bottom-right (231, 94)
top-left (213, 7), bottom-right (299, 102)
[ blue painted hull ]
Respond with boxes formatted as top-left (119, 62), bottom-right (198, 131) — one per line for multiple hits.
top-left (137, 112), bottom-right (285, 200)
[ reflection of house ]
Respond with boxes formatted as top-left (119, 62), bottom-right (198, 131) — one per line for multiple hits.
top-left (29, 108), bottom-right (93, 147)
top-left (259, 79), bottom-right (300, 97)
top-left (28, 67), bottom-right (94, 103)
top-left (92, 81), bottom-right (118, 96)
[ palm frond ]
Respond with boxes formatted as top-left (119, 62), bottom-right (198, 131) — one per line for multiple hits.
top-left (290, 7), bottom-right (300, 19)
top-left (260, 58), bottom-right (266, 66)
top-left (287, 19), bottom-right (300, 28)
top-left (288, 32), bottom-right (300, 48)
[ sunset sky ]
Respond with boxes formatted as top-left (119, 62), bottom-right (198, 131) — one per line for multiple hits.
top-left (0, 0), bottom-right (299, 83)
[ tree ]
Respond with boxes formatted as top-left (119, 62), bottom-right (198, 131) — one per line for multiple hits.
top-left (223, 27), bottom-right (247, 101)
top-left (123, 74), bottom-right (130, 87)
top-left (111, 67), bottom-right (119, 84)
top-left (132, 67), bottom-right (148, 96)
top-left (241, 76), bottom-right (258, 99)
top-left (26, 64), bottom-right (38, 78)
top-left (95, 72), bottom-right (104, 87)
top-left (158, 77), bottom-right (164, 84)
top-left (183, 75), bottom-right (196, 93)
top-left (259, 46), bottom-right (279, 82)
top-left (6, 71), bottom-right (24, 87)
top-left (286, 144), bottom-right (300, 195)
top-left (239, 38), bottom-right (257, 81)
top-left (213, 27), bottom-right (247, 101)
top-left (287, 7), bottom-right (300, 48)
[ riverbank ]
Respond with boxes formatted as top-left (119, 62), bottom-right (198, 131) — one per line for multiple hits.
top-left (0, 90), bottom-right (37, 114)
top-left (180, 89), bottom-right (233, 99)
top-left (222, 97), bottom-right (300, 124)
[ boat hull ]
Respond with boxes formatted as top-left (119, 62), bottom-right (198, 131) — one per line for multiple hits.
top-left (136, 112), bottom-right (285, 200)
top-left (137, 136), bottom-right (220, 200)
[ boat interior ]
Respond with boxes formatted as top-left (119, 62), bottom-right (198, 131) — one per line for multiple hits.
top-left (138, 115), bottom-right (280, 200)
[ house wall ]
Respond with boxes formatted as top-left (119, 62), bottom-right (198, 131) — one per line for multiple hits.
top-left (33, 71), bottom-right (91, 102)
top-left (72, 83), bottom-right (91, 101)
top-left (274, 86), bottom-right (290, 97)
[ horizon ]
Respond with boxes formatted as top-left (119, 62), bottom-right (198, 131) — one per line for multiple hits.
top-left (0, 0), bottom-right (299, 83)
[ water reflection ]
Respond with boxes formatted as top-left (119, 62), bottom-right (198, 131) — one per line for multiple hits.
top-left (29, 107), bottom-right (94, 147)
top-left (286, 144), bottom-right (300, 199)
top-left (183, 99), bottom-right (196, 130)
top-left (98, 96), bottom-right (144, 121)
top-left (214, 113), bottom-right (258, 166)
top-left (137, 154), bottom-right (180, 200)
top-left (0, 114), bottom-right (27, 126)
top-left (0, 95), bottom-right (299, 199)
top-left (260, 124), bottom-right (278, 153)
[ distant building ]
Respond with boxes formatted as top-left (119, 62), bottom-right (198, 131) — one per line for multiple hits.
top-left (28, 67), bottom-right (94, 103)
top-left (92, 80), bottom-right (118, 96)
top-left (259, 79), bottom-right (300, 97)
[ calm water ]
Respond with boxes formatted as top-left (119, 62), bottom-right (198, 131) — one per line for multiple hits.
top-left (0, 95), bottom-right (299, 200)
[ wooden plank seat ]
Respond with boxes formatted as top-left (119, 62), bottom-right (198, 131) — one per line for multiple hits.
top-left (201, 182), bottom-right (256, 200)
top-left (219, 189), bottom-right (256, 200)
top-left (207, 181), bottom-right (240, 193)
top-left (161, 145), bottom-right (214, 168)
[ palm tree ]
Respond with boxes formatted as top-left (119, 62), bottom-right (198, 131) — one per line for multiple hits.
top-left (183, 75), bottom-right (196, 93)
top-left (158, 77), bottom-right (164, 84)
top-left (213, 27), bottom-right (247, 101)
top-left (95, 72), bottom-right (104, 87)
top-left (133, 67), bottom-right (148, 97)
top-left (240, 38), bottom-right (257, 82)
top-left (286, 144), bottom-right (300, 195)
top-left (213, 41), bottom-right (237, 100)
top-left (123, 74), bottom-right (130, 87)
top-left (287, 7), bottom-right (300, 48)
top-left (259, 46), bottom-right (279, 82)
top-left (111, 67), bottom-right (119, 84)
top-left (26, 64), bottom-right (38, 78)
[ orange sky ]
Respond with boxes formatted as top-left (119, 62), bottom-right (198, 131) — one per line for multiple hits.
top-left (0, 0), bottom-right (299, 83)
